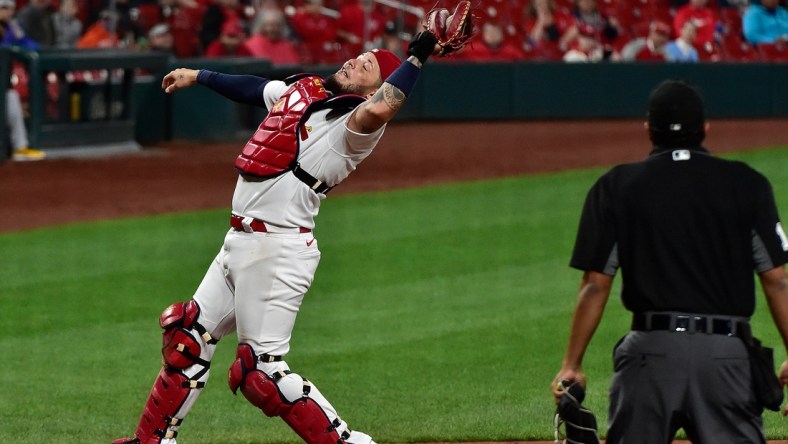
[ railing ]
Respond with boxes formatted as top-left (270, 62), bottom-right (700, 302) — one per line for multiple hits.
top-left (373, 0), bottom-right (426, 42)
top-left (8, 48), bottom-right (170, 151)
top-left (374, 0), bottom-right (425, 23)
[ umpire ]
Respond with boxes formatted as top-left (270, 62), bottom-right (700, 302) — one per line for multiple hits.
top-left (551, 80), bottom-right (788, 443)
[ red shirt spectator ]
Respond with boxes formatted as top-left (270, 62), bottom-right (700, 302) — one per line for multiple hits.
top-left (336, 0), bottom-right (386, 57)
top-left (560, 0), bottom-right (624, 51)
top-left (522, 0), bottom-right (574, 60)
top-left (204, 18), bottom-right (253, 56)
top-left (673, 0), bottom-right (718, 46)
top-left (160, 0), bottom-right (205, 58)
top-left (620, 20), bottom-right (671, 61)
top-left (459, 21), bottom-right (525, 62)
top-left (243, 7), bottom-right (299, 64)
top-left (289, 0), bottom-right (340, 64)
top-left (200, 0), bottom-right (245, 50)
top-left (563, 22), bottom-right (605, 62)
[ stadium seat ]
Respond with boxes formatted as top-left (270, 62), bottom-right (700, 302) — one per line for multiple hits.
top-left (132, 4), bottom-right (163, 33)
top-left (519, 40), bottom-right (544, 61)
top-left (553, 0), bottom-right (573, 14)
top-left (538, 41), bottom-right (565, 61)
top-left (696, 41), bottom-right (722, 62)
top-left (720, 33), bottom-right (759, 62)
top-left (757, 41), bottom-right (788, 62)
top-left (718, 7), bottom-right (743, 35)
top-left (10, 62), bottom-right (29, 101)
top-left (630, 20), bottom-right (651, 38)
top-left (169, 6), bottom-right (205, 58)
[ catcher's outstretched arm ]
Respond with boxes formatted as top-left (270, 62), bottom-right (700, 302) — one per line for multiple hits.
top-left (161, 68), bottom-right (268, 107)
top-left (349, 0), bottom-right (476, 134)
top-left (348, 57), bottom-right (416, 134)
top-left (348, 32), bottom-right (439, 134)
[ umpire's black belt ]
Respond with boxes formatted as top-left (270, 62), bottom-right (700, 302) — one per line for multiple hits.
top-left (632, 312), bottom-right (750, 338)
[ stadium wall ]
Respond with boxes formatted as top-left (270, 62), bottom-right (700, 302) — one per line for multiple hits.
top-left (4, 50), bottom-right (786, 153)
top-left (148, 60), bottom-right (788, 142)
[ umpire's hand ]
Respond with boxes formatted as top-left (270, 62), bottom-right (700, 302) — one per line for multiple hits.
top-left (162, 68), bottom-right (200, 94)
top-left (552, 368), bottom-right (586, 404)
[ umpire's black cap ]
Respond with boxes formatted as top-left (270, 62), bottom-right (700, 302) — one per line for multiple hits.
top-left (647, 80), bottom-right (705, 134)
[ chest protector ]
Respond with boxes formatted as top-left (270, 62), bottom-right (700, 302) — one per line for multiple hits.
top-left (235, 74), bottom-right (366, 192)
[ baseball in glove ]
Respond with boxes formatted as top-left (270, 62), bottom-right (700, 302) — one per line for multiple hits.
top-left (423, 0), bottom-right (477, 56)
top-left (554, 381), bottom-right (600, 444)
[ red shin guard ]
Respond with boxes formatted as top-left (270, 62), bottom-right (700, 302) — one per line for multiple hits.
top-left (229, 344), bottom-right (346, 444)
top-left (114, 301), bottom-right (212, 444)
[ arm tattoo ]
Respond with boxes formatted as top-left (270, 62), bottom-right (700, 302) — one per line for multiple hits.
top-left (371, 83), bottom-right (406, 111)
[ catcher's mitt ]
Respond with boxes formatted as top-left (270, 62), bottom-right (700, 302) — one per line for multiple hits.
top-left (423, 0), bottom-right (477, 55)
top-left (554, 381), bottom-right (600, 444)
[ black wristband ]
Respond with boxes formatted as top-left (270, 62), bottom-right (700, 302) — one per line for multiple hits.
top-left (407, 31), bottom-right (439, 64)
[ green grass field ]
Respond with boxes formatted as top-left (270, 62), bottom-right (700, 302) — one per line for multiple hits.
top-left (2, 146), bottom-right (788, 443)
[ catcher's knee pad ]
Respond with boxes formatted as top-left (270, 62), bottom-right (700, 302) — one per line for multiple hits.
top-left (228, 343), bottom-right (350, 444)
top-left (115, 300), bottom-right (219, 444)
top-left (160, 300), bottom-right (217, 369)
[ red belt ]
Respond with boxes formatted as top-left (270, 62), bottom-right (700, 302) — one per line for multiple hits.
top-left (230, 215), bottom-right (311, 233)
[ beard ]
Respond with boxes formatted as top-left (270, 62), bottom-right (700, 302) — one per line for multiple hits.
top-left (323, 73), bottom-right (367, 96)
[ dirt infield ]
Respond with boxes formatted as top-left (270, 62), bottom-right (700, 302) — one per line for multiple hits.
top-left (2, 119), bottom-right (788, 233)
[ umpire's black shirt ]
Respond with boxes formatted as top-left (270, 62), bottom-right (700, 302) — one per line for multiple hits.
top-left (571, 145), bottom-right (788, 316)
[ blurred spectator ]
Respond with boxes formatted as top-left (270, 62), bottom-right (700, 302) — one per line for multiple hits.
top-left (665, 20), bottom-right (700, 61)
top-left (52, 0), bottom-right (82, 48)
top-left (77, 9), bottom-right (120, 48)
top-left (560, 0), bottom-right (623, 53)
top-left (460, 21), bottom-right (525, 61)
top-left (204, 18), bottom-right (253, 56)
top-left (563, 22), bottom-right (605, 62)
top-left (743, 0), bottom-right (788, 44)
top-left (336, 0), bottom-right (386, 56)
top-left (523, 0), bottom-right (573, 52)
top-left (673, 0), bottom-right (719, 47)
top-left (16, 0), bottom-right (54, 47)
top-left (146, 22), bottom-right (175, 54)
top-left (5, 88), bottom-right (44, 160)
top-left (0, 0), bottom-right (44, 161)
top-left (0, 0), bottom-right (40, 49)
top-left (111, 0), bottom-right (144, 47)
top-left (289, 0), bottom-right (340, 64)
top-left (159, 0), bottom-right (203, 58)
top-left (243, 7), bottom-right (299, 64)
top-left (381, 20), bottom-right (405, 59)
top-left (200, 0), bottom-right (244, 51)
top-left (620, 20), bottom-right (671, 61)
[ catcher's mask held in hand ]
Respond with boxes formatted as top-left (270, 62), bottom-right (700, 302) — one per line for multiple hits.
top-left (422, 0), bottom-right (477, 55)
top-left (554, 381), bottom-right (600, 444)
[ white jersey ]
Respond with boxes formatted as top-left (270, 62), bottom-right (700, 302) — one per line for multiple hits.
top-left (231, 80), bottom-right (386, 230)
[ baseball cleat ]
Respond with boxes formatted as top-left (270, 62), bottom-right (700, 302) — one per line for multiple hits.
top-left (12, 147), bottom-right (46, 161)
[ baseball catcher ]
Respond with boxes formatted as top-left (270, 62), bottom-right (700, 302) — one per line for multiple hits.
top-left (112, 2), bottom-right (477, 444)
top-left (554, 381), bottom-right (600, 444)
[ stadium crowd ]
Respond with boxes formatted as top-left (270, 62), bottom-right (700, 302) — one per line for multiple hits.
top-left (1, 0), bottom-right (786, 160)
top-left (1, 0), bottom-right (787, 64)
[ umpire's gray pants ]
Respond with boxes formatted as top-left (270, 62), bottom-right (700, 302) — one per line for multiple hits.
top-left (607, 330), bottom-right (765, 444)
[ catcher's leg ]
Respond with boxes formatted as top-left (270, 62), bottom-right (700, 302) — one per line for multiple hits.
top-left (228, 344), bottom-right (375, 444)
top-left (113, 300), bottom-right (219, 444)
